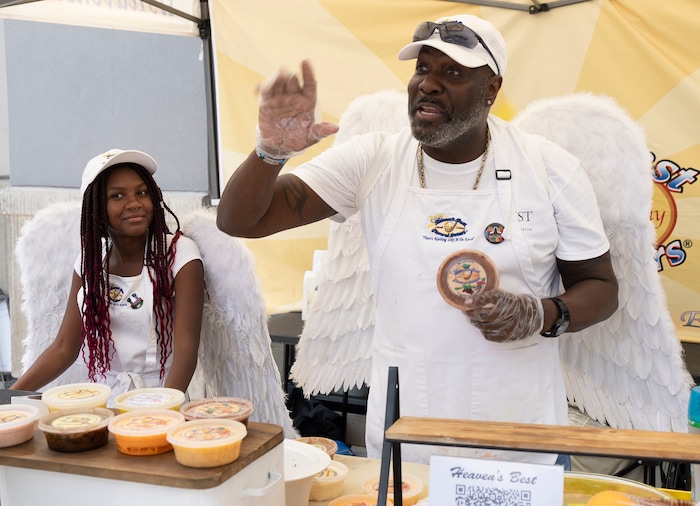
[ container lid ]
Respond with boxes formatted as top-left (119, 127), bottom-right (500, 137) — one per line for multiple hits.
top-left (329, 494), bottom-right (392, 506)
top-left (114, 388), bottom-right (185, 411)
top-left (179, 397), bottom-right (254, 420)
top-left (363, 472), bottom-right (424, 498)
top-left (41, 383), bottom-right (111, 409)
top-left (436, 249), bottom-right (499, 310)
top-left (313, 460), bottom-right (349, 481)
top-left (108, 409), bottom-right (185, 436)
top-left (38, 407), bottom-right (113, 434)
top-left (0, 404), bottom-right (40, 430)
top-left (166, 418), bottom-right (247, 448)
top-left (284, 438), bottom-right (331, 483)
top-left (296, 436), bottom-right (338, 458)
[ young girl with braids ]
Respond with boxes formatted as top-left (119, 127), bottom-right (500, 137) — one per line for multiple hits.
top-left (11, 149), bottom-right (204, 400)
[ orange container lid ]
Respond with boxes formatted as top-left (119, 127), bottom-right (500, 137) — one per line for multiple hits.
top-left (108, 409), bottom-right (185, 437)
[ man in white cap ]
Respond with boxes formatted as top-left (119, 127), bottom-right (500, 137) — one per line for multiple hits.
top-left (217, 14), bottom-right (618, 464)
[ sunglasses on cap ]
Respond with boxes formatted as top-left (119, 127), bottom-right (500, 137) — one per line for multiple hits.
top-left (413, 21), bottom-right (501, 75)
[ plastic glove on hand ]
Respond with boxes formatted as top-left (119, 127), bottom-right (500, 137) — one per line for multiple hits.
top-left (256, 60), bottom-right (339, 159)
top-left (464, 289), bottom-right (544, 343)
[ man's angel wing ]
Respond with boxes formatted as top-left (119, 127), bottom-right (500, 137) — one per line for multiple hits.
top-left (513, 92), bottom-right (694, 432)
top-left (15, 200), bottom-right (88, 389)
top-left (182, 208), bottom-right (297, 437)
top-left (290, 90), bottom-right (409, 395)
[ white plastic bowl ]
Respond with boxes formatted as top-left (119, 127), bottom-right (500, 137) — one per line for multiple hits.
top-left (284, 438), bottom-right (331, 506)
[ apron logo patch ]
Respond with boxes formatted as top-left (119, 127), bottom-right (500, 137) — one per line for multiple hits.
top-left (109, 285), bottom-right (124, 303)
top-left (429, 214), bottom-right (468, 238)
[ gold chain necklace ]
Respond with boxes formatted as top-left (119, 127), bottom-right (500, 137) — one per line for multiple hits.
top-left (417, 128), bottom-right (491, 190)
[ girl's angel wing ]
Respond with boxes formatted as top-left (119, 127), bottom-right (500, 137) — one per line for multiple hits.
top-left (182, 208), bottom-right (297, 437)
top-left (513, 92), bottom-right (694, 432)
top-left (290, 90), bottom-right (409, 395)
top-left (15, 200), bottom-right (88, 388)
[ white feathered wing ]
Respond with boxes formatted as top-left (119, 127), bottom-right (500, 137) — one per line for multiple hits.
top-left (182, 208), bottom-right (297, 437)
top-left (513, 92), bottom-right (694, 432)
top-left (15, 200), bottom-right (88, 389)
top-left (290, 90), bottom-right (409, 395)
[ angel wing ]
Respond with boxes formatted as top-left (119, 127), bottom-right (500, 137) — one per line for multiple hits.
top-left (182, 208), bottom-right (297, 437)
top-left (290, 90), bottom-right (409, 395)
top-left (513, 92), bottom-right (694, 432)
top-left (14, 200), bottom-right (89, 388)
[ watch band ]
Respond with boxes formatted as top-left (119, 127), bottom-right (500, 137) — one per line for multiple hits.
top-left (541, 296), bottom-right (570, 338)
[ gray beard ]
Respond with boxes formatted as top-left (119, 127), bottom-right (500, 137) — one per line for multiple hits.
top-left (410, 88), bottom-right (487, 148)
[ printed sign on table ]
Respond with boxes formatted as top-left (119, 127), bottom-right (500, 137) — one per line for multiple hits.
top-left (429, 455), bottom-right (564, 506)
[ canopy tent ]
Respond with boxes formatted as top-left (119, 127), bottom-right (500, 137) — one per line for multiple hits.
top-left (0, 0), bottom-right (221, 197)
top-left (211, 0), bottom-right (700, 346)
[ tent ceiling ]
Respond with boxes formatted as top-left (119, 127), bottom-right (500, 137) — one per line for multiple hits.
top-left (448, 0), bottom-right (592, 14)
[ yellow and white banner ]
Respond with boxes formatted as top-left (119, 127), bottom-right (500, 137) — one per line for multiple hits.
top-left (212, 0), bottom-right (700, 341)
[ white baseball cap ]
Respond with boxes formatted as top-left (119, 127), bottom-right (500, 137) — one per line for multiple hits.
top-left (398, 14), bottom-right (507, 77)
top-left (80, 149), bottom-right (157, 195)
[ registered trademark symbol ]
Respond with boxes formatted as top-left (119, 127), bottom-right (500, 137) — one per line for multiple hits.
top-left (684, 239), bottom-right (693, 248)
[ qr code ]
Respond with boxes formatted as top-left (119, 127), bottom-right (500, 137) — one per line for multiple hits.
top-left (454, 484), bottom-right (532, 505)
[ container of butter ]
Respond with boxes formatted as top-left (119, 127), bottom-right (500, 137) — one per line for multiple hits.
top-left (309, 459), bottom-right (349, 501)
top-left (363, 473), bottom-right (424, 506)
top-left (38, 407), bottom-right (113, 452)
top-left (166, 418), bottom-right (247, 468)
top-left (113, 387), bottom-right (185, 413)
top-left (0, 404), bottom-right (40, 448)
top-left (108, 408), bottom-right (185, 456)
top-left (41, 382), bottom-right (111, 412)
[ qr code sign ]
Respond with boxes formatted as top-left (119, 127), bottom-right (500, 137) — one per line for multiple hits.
top-left (454, 484), bottom-right (532, 506)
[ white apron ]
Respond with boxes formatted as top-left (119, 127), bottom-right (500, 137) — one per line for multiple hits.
top-left (364, 149), bottom-right (565, 465)
top-left (80, 267), bottom-right (165, 406)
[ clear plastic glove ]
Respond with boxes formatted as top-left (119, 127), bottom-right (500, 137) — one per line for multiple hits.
top-left (256, 60), bottom-right (339, 160)
top-left (464, 289), bottom-right (544, 343)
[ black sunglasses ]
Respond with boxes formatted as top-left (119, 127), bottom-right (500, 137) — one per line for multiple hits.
top-left (413, 21), bottom-right (501, 75)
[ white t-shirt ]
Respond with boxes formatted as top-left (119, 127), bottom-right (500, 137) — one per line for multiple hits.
top-left (294, 116), bottom-right (609, 297)
top-left (73, 234), bottom-right (201, 383)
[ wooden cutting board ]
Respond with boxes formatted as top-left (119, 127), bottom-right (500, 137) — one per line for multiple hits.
top-left (0, 421), bottom-right (283, 489)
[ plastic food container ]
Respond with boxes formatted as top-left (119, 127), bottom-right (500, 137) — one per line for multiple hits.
top-left (41, 382), bottom-right (111, 412)
top-left (563, 472), bottom-right (672, 505)
top-left (284, 439), bottom-right (332, 506)
top-left (296, 436), bottom-right (338, 459)
top-left (38, 407), bottom-right (113, 452)
top-left (179, 397), bottom-right (254, 426)
top-left (108, 408), bottom-right (185, 455)
top-left (0, 404), bottom-right (40, 448)
top-left (166, 418), bottom-right (247, 468)
top-left (363, 473), bottom-right (424, 506)
top-left (329, 494), bottom-right (393, 506)
top-left (113, 387), bottom-right (185, 413)
top-left (309, 459), bottom-right (349, 501)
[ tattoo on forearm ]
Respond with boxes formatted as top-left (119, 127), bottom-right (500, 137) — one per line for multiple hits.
top-left (281, 178), bottom-right (308, 221)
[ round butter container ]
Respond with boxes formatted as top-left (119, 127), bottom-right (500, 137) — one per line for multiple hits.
top-left (179, 397), bottom-right (254, 426)
top-left (166, 418), bottom-right (247, 468)
top-left (0, 404), bottom-right (40, 448)
top-left (38, 407), bottom-right (113, 452)
top-left (329, 494), bottom-right (393, 506)
top-left (113, 387), bottom-right (185, 413)
top-left (108, 408), bottom-right (185, 455)
top-left (363, 473), bottom-right (424, 506)
top-left (41, 382), bottom-right (111, 412)
top-left (296, 436), bottom-right (338, 459)
top-left (309, 459), bottom-right (349, 501)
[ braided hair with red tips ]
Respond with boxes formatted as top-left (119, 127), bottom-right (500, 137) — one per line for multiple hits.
top-left (80, 163), bottom-right (181, 382)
